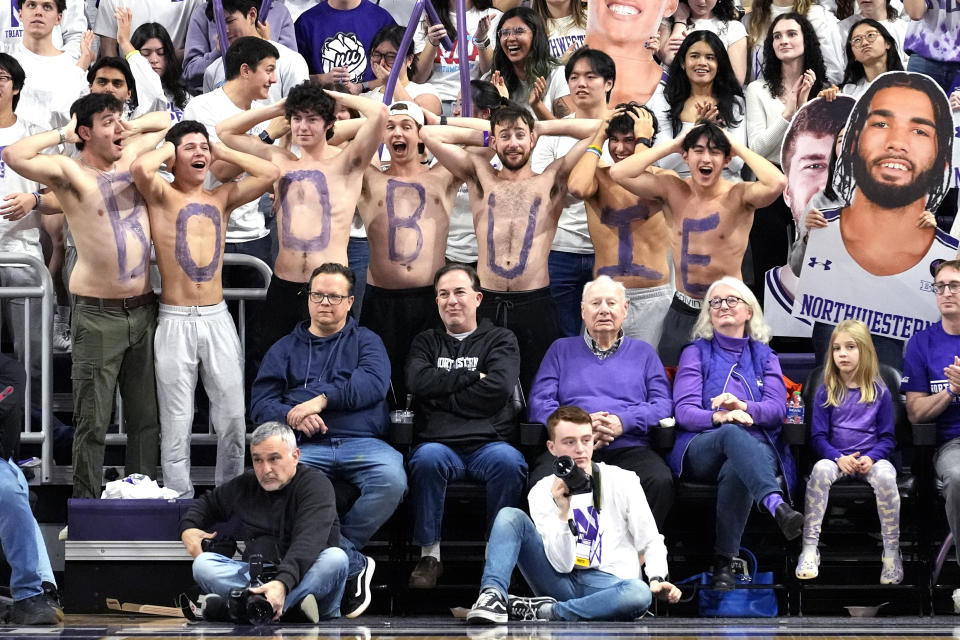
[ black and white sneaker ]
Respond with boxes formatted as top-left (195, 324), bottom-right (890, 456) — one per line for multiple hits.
top-left (466, 588), bottom-right (508, 625)
top-left (507, 595), bottom-right (556, 621)
top-left (342, 556), bottom-right (375, 618)
top-left (281, 594), bottom-right (319, 623)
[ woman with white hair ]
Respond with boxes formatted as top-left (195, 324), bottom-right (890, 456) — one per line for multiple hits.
top-left (666, 276), bottom-right (801, 590)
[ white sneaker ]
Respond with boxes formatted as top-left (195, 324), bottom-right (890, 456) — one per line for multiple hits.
top-left (880, 550), bottom-right (903, 585)
top-left (52, 321), bottom-right (71, 353)
top-left (795, 548), bottom-right (819, 579)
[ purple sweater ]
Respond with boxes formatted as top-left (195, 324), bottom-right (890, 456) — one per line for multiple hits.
top-left (810, 384), bottom-right (895, 462)
top-left (527, 336), bottom-right (673, 449)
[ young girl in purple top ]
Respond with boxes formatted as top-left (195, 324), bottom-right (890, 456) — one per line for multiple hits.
top-left (795, 319), bottom-right (901, 584)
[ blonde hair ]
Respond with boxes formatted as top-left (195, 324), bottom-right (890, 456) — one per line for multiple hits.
top-left (822, 320), bottom-right (880, 407)
top-left (746, 0), bottom-right (814, 53)
top-left (691, 277), bottom-right (772, 343)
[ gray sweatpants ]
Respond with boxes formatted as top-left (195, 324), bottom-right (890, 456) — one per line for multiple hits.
top-left (156, 301), bottom-right (245, 498)
top-left (622, 284), bottom-right (673, 349)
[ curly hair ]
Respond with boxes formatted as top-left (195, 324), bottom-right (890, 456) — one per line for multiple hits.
top-left (131, 22), bottom-right (189, 109)
top-left (747, 0), bottom-right (814, 52)
top-left (491, 7), bottom-right (558, 99)
top-left (664, 31), bottom-right (743, 135)
top-left (840, 19), bottom-right (903, 87)
top-left (761, 13), bottom-right (826, 99)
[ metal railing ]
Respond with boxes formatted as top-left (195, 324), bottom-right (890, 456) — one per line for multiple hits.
top-left (0, 252), bottom-right (54, 483)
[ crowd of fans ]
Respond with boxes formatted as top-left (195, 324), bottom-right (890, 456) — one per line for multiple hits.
top-left (1, 0), bottom-right (960, 627)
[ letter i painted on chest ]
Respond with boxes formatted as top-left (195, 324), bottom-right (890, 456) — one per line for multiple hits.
top-left (596, 203), bottom-right (664, 280)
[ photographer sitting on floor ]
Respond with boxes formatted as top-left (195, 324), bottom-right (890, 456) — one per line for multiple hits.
top-left (466, 405), bottom-right (681, 624)
top-left (179, 422), bottom-right (347, 623)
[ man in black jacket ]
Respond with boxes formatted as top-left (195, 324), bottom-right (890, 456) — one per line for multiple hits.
top-left (404, 264), bottom-right (527, 589)
top-left (179, 422), bottom-right (347, 622)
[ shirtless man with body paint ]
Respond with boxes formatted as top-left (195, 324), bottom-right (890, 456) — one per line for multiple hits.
top-left (216, 85), bottom-right (387, 359)
top-left (131, 119), bottom-right (279, 499)
top-left (609, 120), bottom-right (786, 366)
top-left (420, 106), bottom-right (598, 392)
top-left (2, 93), bottom-right (169, 499)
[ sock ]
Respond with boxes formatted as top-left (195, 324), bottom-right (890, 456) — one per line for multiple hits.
top-left (539, 602), bottom-right (555, 620)
top-left (801, 543), bottom-right (817, 555)
top-left (762, 492), bottom-right (784, 515)
top-left (421, 543), bottom-right (440, 560)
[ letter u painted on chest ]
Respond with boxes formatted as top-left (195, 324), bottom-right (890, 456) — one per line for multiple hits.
top-left (385, 178), bottom-right (425, 263)
top-left (278, 170), bottom-right (332, 252)
top-left (98, 172), bottom-right (149, 280)
top-left (175, 203), bottom-right (222, 282)
top-left (486, 193), bottom-right (539, 279)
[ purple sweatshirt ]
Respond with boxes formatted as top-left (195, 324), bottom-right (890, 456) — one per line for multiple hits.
top-left (810, 384), bottom-right (895, 462)
top-left (527, 336), bottom-right (673, 449)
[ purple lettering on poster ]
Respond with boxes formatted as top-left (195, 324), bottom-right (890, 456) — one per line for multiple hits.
top-left (97, 172), bottom-right (149, 280)
top-left (486, 193), bottom-right (539, 279)
top-left (596, 202), bottom-right (663, 280)
top-left (680, 212), bottom-right (719, 298)
top-left (278, 170), bottom-right (332, 252)
top-left (385, 179), bottom-right (425, 263)
top-left (175, 203), bottom-right (222, 282)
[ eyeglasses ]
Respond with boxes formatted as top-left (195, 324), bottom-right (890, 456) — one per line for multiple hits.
top-left (370, 51), bottom-right (398, 64)
top-left (850, 30), bottom-right (880, 47)
top-left (497, 26), bottom-right (530, 39)
top-left (308, 291), bottom-right (347, 304)
top-left (932, 282), bottom-right (960, 295)
top-left (708, 296), bottom-right (746, 309)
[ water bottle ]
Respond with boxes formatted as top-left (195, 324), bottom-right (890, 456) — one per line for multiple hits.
top-left (785, 390), bottom-right (804, 425)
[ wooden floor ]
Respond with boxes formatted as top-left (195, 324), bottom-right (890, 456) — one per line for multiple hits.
top-left (5, 615), bottom-right (960, 640)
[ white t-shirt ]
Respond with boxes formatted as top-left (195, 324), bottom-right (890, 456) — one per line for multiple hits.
top-left (690, 16), bottom-right (747, 50)
top-left (281, 0), bottom-right (319, 23)
top-left (12, 44), bottom-right (88, 129)
top-left (364, 80), bottom-right (442, 105)
top-left (0, 118), bottom-right (43, 259)
top-left (653, 93), bottom-right (746, 181)
top-left (412, 6), bottom-right (503, 101)
top-left (181, 88), bottom-right (269, 242)
top-left (203, 41), bottom-right (309, 101)
top-left (127, 51), bottom-right (170, 118)
top-left (446, 154), bottom-right (500, 263)
top-left (485, 63), bottom-right (570, 116)
top-left (531, 113), bottom-right (591, 254)
top-left (95, 0), bottom-right (205, 50)
top-left (545, 14), bottom-right (586, 60)
top-left (837, 14), bottom-right (910, 68)
top-left (743, 3), bottom-right (844, 85)
top-left (0, 0), bottom-right (86, 59)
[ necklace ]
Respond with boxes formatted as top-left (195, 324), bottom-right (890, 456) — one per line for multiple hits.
top-left (79, 159), bottom-right (117, 178)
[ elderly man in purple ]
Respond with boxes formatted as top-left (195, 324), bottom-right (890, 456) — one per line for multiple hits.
top-left (528, 275), bottom-right (674, 527)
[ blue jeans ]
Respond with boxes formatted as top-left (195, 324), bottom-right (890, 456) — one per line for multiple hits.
top-left (481, 508), bottom-right (652, 621)
top-left (907, 54), bottom-right (960, 94)
top-left (192, 548), bottom-right (348, 619)
top-left (681, 424), bottom-right (781, 558)
top-left (298, 437), bottom-right (406, 576)
top-left (547, 250), bottom-right (594, 338)
top-left (408, 441), bottom-right (527, 545)
top-left (348, 237), bottom-right (370, 319)
top-left (0, 458), bottom-right (55, 600)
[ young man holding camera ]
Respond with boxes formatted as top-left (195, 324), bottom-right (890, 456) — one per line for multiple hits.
top-left (467, 405), bottom-right (681, 623)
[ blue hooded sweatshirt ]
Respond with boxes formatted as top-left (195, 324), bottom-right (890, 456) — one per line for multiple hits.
top-left (250, 316), bottom-right (391, 441)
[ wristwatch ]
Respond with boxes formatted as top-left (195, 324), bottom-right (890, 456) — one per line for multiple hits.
top-left (361, 81), bottom-right (371, 92)
top-left (476, 37), bottom-right (491, 50)
top-left (648, 575), bottom-right (666, 585)
top-left (258, 130), bottom-right (274, 145)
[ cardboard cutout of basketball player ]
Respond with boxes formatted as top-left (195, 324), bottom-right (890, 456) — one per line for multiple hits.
top-left (763, 96), bottom-right (854, 338)
top-left (793, 71), bottom-right (959, 342)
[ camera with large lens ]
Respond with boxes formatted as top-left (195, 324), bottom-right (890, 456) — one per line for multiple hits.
top-left (553, 455), bottom-right (593, 495)
top-left (227, 554), bottom-right (273, 625)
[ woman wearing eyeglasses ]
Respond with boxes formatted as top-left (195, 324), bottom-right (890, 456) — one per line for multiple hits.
top-left (836, 0), bottom-right (909, 68)
top-left (667, 276), bottom-right (801, 590)
top-left (820, 20), bottom-right (904, 101)
top-left (366, 25), bottom-right (443, 115)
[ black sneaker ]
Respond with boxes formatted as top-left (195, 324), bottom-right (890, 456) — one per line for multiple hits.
top-left (11, 593), bottom-right (60, 625)
top-left (342, 556), bottom-right (375, 619)
top-left (774, 502), bottom-right (803, 540)
top-left (280, 594), bottom-right (319, 623)
top-left (507, 595), bottom-right (556, 621)
top-left (41, 582), bottom-right (63, 622)
top-left (711, 558), bottom-right (736, 591)
top-left (467, 588), bottom-right (508, 625)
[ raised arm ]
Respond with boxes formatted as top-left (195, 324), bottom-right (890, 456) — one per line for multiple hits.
top-left (729, 134), bottom-right (786, 210)
top-left (216, 99), bottom-right (289, 161)
top-left (212, 143), bottom-right (281, 212)
top-left (2, 117), bottom-right (79, 189)
top-left (330, 91), bottom-right (389, 169)
top-left (608, 135), bottom-right (683, 203)
top-left (419, 124), bottom-right (485, 182)
top-left (130, 141), bottom-right (175, 205)
top-left (567, 121), bottom-right (606, 199)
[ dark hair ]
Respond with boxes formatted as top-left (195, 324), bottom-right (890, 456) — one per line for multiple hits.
top-left (781, 98), bottom-right (851, 177)
top-left (533, 0), bottom-right (586, 29)
top-left (224, 36), bottom-right (278, 81)
top-left (369, 24), bottom-right (417, 81)
top-left (165, 119), bottom-right (209, 147)
top-left (761, 13), bottom-right (825, 99)
top-left (131, 22), bottom-right (189, 110)
top-left (69, 93), bottom-right (124, 151)
top-left (470, 79), bottom-right (507, 116)
top-left (286, 81), bottom-right (337, 140)
top-left (605, 102), bottom-right (659, 139)
top-left (564, 47), bottom-right (615, 102)
top-left (679, 0), bottom-right (738, 21)
top-left (747, 0), bottom-right (816, 52)
top-left (0, 53), bottom-right (26, 111)
top-left (840, 19), bottom-right (903, 88)
top-left (310, 263), bottom-right (356, 295)
top-left (427, 0), bottom-right (493, 41)
top-left (433, 263), bottom-right (482, 293)
top-left (489, 104), bottom-right (536, 136)
top-left (16, 0), bottom-right (65, 12)
top-left (321, 82), bottom-right (361, 119)
top-left (546, 405), bottom-right (592, 440)
top-left (665, 30), bottom-right (743, 134)
top-left (87, 57), bottom-right (137, 110)
top-left (821, 127), bottom-right (843, 201)
top-left (833, 72), bottom-right (953, 210)
top-left (205, 0), bottom-right (258, 22)
top-left (681, 121), bottom-right (731, 157)
top-left (491, 7), bottom-right (558, 100)
top-left (935, 260), bottom-right (960, 278)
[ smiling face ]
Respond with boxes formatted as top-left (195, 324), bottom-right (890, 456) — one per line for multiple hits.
top-left (498, 16), bottom-right (534, 66)
top-left (589, 0), bottom-right (675, 50)
top-left (608, 131), bottom-right (638, 162)
top-left (771, 18), bottom-right (804, 63)
top-left (851, 86), bottom-right (938, 208)
top-left (290, 109), bottom-right (331, 149)
top-left (384, 113), bottom-right (420, 163)
top-left (90, 67), bottom-right (131, 105)
top-left (224, 7), bottom-right (258, 44)
top-left (436, 269), bottom-right (482, 334)
top-left (251, 435), bottom-right (300, 491)
top-left (849, 23), bottom-right (889, 66)
top-left (831, 331), bottom-right (861, 379)
top-left (708, 282), bottom-right (752, 337)
top-left (492, 118), bottom-right (536, 171)
top-left (784, 132), bottom-right (833, 224)
top-left (682, 134), bottom-right (730, 187)
top-left (682, 39), bottom-right (718, 87)
top-left (140, 37), bottom-right (167, 77)
top-left (80, 108), bottom-right (124, 163)
top-left (567, 58), bottom-right (613, 110)
top-left (244, 57), bottom-right (277, 100)
top-left (581, 279), bottom-right (626, 337)
top-left (18, 0), bottom-right (61, 39)
top-left (171, 132), bottom-right (211, 182)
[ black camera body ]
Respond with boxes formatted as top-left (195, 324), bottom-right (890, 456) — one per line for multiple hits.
top-left (553, 455), bottom-right (593, 495)
top-left (226, 554), bottom-right (273, 625)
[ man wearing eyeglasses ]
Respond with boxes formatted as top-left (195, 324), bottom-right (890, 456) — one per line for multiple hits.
top-left (903, 259), bottom-right (960, 599)
top-left (250, 262), bottom-right (405, 619)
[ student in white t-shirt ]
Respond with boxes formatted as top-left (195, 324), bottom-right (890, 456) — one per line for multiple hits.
top-left (201, 0), bottom-right (308, 101)
top-left (130, 22), bottom-right (191, 123)
top-left (365, 24), bottom-right (442, 115)
top-left (0, 0), bottom-right (85, 59)
top-left (95, 0), bottom-right (205, 58)
top-left (532, 0), bottom-right (586, 64)
top-left (836, 0), bottom-right (909, 68)
top-left (668, 0), bottom-right (748, 85)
